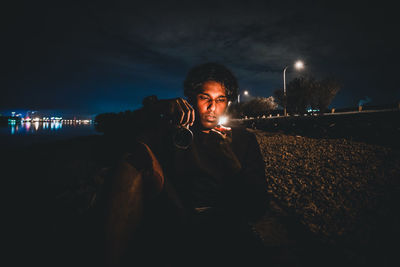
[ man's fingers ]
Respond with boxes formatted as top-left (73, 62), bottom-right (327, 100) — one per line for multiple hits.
top-left (180, 99), bottom-right (195, 126)
top-left (190, 105), bottom-right (195, 126)
top-left (186, 100), bottom-right (195, 126)
top-left (175, 99), bottom-right (185, 125)
top-left (179, 98), bottom-right (192, 126)
top-left (185, 101), bottom-right (193, 126)
top-left (177, 98), bottom-right (192, 126)
top-left (158, 98), bottom-right (193, 126)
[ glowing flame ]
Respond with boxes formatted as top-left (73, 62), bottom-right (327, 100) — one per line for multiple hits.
top-left (218, 116), bottom-right (228, 125)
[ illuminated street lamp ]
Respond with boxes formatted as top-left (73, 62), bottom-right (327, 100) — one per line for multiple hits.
top-left (294, 60), bottom-right (304, 70)
top-left (283, 60), bottom-right (304, 116)
top-left (237, 90), bottom-right (249, 103)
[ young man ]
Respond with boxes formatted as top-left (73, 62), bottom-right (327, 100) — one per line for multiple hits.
top-left (101, 62), bottom-right (268, 266)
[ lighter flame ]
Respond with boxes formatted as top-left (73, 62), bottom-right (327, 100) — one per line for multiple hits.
top-left (218, 116), bottom-right (228, 125)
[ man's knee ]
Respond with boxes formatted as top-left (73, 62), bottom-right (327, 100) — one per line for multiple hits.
top-left (123, 142), bottom-right (164, 199)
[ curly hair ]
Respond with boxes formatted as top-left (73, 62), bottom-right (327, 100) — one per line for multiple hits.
top-left (183, 62), bottom-right (239, 103)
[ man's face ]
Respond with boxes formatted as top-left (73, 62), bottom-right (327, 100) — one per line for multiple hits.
top-left (194, 81), bottom-right (228, 130)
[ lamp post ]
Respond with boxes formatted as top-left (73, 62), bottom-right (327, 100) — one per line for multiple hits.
top-left (283, 66), bottom-right (288, 116)
top-left (238, 90), bottom-right (249, 103)
top-left (283, 60), bottom-right (304, 116)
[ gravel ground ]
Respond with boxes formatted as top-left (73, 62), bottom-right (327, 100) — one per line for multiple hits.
top-left (252, 129), bottom-right (400, 234)
top-left (250, 129), bottom-right (400, 265)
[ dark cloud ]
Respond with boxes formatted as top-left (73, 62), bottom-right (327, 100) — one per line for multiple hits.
top-left (2, 0), bottom-right (398, 116)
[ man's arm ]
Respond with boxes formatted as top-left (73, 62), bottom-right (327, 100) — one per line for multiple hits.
top-left (97, 96), bottom-right (195, 158)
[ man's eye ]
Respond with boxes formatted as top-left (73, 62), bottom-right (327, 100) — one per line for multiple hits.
top-left (199, 96), bottom-right (209, 100)
top-left (216, 98), bottom-right (227, 103)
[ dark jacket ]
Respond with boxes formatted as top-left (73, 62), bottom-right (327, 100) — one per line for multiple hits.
top-left (166, 126), bottom-right (268, 222)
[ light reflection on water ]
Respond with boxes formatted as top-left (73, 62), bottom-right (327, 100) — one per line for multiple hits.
top-left (1, 120), bottom-right (99, 148)
top-left (5, 120), bottom-right (92, 135)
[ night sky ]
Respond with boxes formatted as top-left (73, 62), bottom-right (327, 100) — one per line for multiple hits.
top-left (2, 0), bottom-right (399, 118)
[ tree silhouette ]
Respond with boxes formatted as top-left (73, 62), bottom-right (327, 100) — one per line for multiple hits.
top-left (228, 97), bottom-right (278, 118)
top-left (310, 77), bottom-right (341, 112)
top-left (274, 76), bottom-right (340, 114)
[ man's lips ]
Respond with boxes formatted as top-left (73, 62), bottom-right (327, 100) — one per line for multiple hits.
top-left (204, 115), bottom-right (216, 122)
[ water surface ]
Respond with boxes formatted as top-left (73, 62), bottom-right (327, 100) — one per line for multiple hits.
top-left (0, 121), bottom-right (100, 149)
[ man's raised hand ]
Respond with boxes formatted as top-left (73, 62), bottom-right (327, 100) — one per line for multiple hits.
top-left (157, 98), bottom-right (195, 127)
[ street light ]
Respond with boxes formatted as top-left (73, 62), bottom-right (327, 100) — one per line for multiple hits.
top-left (283, 60), bottom-right (304, 116)
top-left (238, 90), bottom-right (249, 103)
top-left (294, 60), bottom-right (304, 70)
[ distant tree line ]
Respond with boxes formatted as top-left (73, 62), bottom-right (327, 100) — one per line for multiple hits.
top-left (228, 96), bottom-right (278, 118)
top-left (94, 110), bottom-right (141, 135)
top-left (94, 95), bottom-right (160, 135)
top-left (273, 76), bottom-right (341, 114)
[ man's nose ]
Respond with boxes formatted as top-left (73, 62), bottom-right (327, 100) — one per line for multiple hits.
top-left (207, 100), bottom-right (216, 111)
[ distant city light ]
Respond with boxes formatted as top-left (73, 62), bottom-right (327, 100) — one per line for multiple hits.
top-left (244, 90), bottom-right (249, 95)
top-left (9, 113), bottom-right (92, 136)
